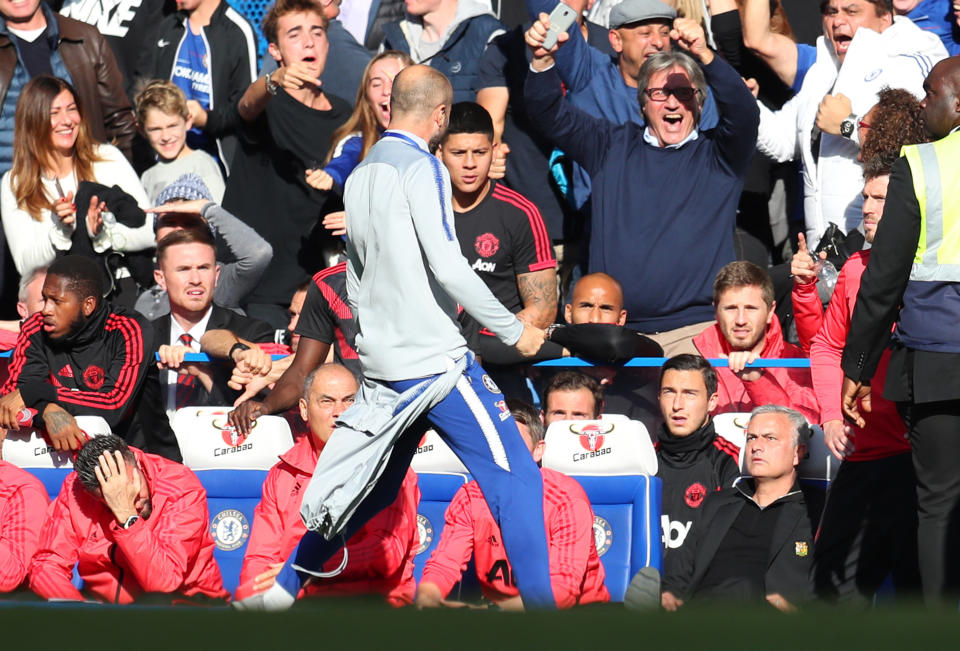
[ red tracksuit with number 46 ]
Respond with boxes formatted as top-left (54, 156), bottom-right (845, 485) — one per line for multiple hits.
top-left (421, 468), bottom-right (609, 607)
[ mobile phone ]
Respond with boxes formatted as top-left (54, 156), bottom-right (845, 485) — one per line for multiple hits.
top-left (542, 2), bottom-right (577, 50)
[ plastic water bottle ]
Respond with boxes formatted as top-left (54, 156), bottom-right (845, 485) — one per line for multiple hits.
top-left (814, 259), bottom-right (839, 303)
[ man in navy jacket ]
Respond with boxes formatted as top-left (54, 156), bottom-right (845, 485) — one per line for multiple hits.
top-left (523, 12), bottom-right (758, 355)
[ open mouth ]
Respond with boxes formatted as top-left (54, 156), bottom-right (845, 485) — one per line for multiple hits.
top-left (833, 33), bottom-right (852, 53)
top-left (662, 114), bottom-right (684, 129)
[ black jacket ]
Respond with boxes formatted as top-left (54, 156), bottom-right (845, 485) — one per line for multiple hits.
top-left (151, 303), bottom-right (273, 407)
top-left (842, 155), bottom-right (960, 403)
top-left (3, 304), bottom-right (180, 461)
top-left (135, 1), bottom-right (257, 169)
top-left (662, 479), bottom-right (820, 606)
top-left (656, 420), bottom-right (742, 554)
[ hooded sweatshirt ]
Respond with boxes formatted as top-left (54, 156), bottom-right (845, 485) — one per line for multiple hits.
top-left (381, 0), bottom-right (504, 102)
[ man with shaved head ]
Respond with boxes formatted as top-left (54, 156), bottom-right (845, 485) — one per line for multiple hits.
top-left (843, 55), bottom-right (960, 603)
top-left (237, 64), bottom-right (555, 611)
top-left (564, 272), bottom-right (627, 326)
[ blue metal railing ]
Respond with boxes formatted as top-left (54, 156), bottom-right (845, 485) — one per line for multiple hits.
top-left (0, 349), bottom-right (813, 368)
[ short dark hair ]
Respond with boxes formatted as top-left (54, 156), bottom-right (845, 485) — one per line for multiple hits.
top-left (507, 398), bottom-right (545, 444)
top-left (660, 354), bottom-right (718, 396)
top-left (862, 155), bottom-right (892, 181)
top-left (443, 102), bottom-right (494, 143)
top-left (821, 0), bottom-right (891, 15)
top-left (74, 434), bottom-right (135, 493)
top-left (156, 226), bottom-right (216, 263)
top-left (263, 0), bottom-right (329, 44)
top-left (47, 255), bottom-right (103, 303)
top-left (713, 261), bottom-right (775, 307)
top-left (543, 371), bottom-right (603, 419)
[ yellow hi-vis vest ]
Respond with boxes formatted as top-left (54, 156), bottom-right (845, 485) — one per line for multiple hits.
top-left (903, 130), bottom-right (960, 282)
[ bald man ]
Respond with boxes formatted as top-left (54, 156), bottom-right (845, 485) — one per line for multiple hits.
top-left (240, 66), bottom-right (555, 611)
top-left (554, 272), bottom-right (660, 433)
top-left (564, 272), bottom-right (627, 326)
top-left (236, 364), bottom-right (419, 606)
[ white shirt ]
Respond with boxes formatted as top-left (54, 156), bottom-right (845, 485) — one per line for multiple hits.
top-left (163, 307), bottom-right (213, 418)
top-left (337, 1), bottom-right (374, 44)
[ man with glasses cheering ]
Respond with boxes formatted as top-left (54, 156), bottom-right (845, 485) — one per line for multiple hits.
top-left (523, 12), bottom-right (759, 355)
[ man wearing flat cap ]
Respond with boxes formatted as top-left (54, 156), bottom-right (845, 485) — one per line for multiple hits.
top-left (525, 0), bottom-right (718, 213)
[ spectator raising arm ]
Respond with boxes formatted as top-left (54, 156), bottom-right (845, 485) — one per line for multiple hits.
top-left (741, 0), bottom-right (802, 88)
top-left (523, 15), bottom-right (614, 179)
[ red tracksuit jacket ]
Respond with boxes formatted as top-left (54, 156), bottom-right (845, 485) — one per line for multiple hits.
top-left (792, 251), bottom-right (909, 460)
top-left (235, 436), bottom-right (420, 606)
top-left (29, 449), bottom-right (228, 603)
top-left (693, 318), bottom-right (820, 423)
top-left (0, 460), bottom-right (49, 591)
top-left (421, 468), bottom-right (609, 608)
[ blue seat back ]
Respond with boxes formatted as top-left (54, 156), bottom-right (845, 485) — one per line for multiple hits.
top-left (413, 472), bottom-right (469, 582)
top-left (571, 475), bottom-right (663, 602)
top-left (194, 469), bottom-right (268, 595)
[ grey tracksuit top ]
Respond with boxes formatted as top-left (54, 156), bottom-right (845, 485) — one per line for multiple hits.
top-left (344, 130), bottom-right (523, 381)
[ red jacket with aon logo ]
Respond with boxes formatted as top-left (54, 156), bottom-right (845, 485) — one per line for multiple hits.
top-left (421, 468), bottom-right (609, 608)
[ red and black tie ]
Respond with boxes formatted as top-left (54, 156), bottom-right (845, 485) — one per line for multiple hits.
top-left (175, 333), bottom-right (198, 409)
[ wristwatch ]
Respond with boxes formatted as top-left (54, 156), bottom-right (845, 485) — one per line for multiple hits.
top-left (264, 71), bottom-right (278, 96)
top-left (840, 113), bottom-right (857, 139)
top-left (122, 515), bottom-right (139, 529)
top-left (229, 341), bottom-right (251, 361)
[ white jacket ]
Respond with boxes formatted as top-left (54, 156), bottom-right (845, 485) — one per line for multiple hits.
top-left (757, 17), bottom-right (946, 247)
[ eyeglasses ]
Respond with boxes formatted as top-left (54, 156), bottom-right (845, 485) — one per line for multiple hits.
top-left (858, 120), bottom-right (872, 130)
top-left (644, 86), bottom-right (699, 102)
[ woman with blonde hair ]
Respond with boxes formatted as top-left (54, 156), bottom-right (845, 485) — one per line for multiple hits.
top-left (1, 76), bottom-right (153, 281)
top-left (305, 50), bottom-right (413, 193)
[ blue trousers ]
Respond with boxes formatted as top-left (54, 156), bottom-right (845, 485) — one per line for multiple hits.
top-left (286, 356), bottom-right (556, 609)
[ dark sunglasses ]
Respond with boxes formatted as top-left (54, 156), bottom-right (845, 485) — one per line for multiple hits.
top-left (644, 86), bottom-right (699, 102)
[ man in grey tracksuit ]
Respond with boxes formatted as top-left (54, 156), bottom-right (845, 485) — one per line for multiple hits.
top-left (242, 65), bottom-right (557, 611)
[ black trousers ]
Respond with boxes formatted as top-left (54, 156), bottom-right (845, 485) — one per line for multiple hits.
top-left (898, 399), bottom-right (960, 603)
top-left (813, 452), bottom-right (919, 605)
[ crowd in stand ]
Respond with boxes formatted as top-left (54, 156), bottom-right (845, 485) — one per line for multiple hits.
top-left (1, 0), bottom-right (960, 611)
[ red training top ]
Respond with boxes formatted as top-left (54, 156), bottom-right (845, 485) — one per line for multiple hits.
top-left (0, 460), bottom-right (49, 591)
top-left (235, 435), bottom-right (420, 606)
top-left (792, 251), bottom-right (909, 460)
top-left (421, 468), bottom-right (609, 608)
top-left (29, 448), bottom-right (228, 603)
top-left (693, 317), bottom-right (820, 423)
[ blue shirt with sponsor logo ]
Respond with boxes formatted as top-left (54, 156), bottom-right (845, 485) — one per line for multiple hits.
top-left (172, 28), bottom-right (214, 155)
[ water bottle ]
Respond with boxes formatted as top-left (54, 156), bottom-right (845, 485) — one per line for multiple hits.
top-left (814, 259), bottom-right (839, 303)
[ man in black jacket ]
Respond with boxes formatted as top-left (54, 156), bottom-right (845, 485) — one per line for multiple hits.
top-left (841, 55), bottom-right (960, 604)
top-left (0, 256), bottom-right (180, 460)
top-left (134, 0), bottom-right (257, 170)
top-left (656, 354), bottom-right (740, 555)
top-left (661, 404), bottom-right (819, 611)
top-left (151, 226), bottom-right (274, 416)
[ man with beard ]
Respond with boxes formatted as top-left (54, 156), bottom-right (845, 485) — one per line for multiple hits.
top-left (0, 255), bottom-right (180, 461)
top-left (693, 261), bottom-right (820, 423)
